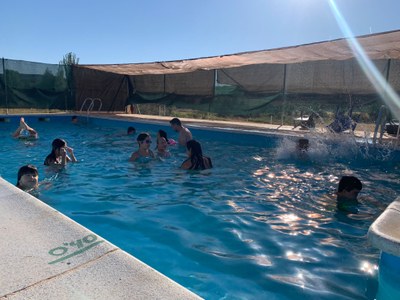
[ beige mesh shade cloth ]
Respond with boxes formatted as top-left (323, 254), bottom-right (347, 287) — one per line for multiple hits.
top-left (77, 30), bottom-right (400, 76)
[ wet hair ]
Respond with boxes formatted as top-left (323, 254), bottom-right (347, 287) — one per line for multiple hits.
top-left (186, 139), bottom-right (212, 170)
top-left (44, 138), bottom-right (66, 165)
top-left (158, 129), bottom-right (169, 143)
top-left (338, 176), bottom-right (362, 192)
top-left (170, 118), bottom-right (182, 127)
top-left (71, 116), bottom-right (78, 121)
top-left (127, 126), bottom-right (136, 134)
top-left (297, 138), bottom-right (309, 151)
top-left (137, 132), bottom-right (150, 143)
top-left (17, 165), bottom-right (38, 186)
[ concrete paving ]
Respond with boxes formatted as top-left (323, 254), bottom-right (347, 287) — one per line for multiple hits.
top-left (101, 112), bottom-right (398, 141)
top-left (0, 178), bottom-right (201, 300)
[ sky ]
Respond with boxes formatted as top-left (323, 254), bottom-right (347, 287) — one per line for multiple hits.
top-left (1, 0), bottom-right (400, 65)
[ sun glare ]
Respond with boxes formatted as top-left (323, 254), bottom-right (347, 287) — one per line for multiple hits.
top-left (328, 0), bottom-right (400, 120)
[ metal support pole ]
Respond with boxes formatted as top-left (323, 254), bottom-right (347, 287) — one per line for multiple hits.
top-left (2, 58), bottom-right (9, 114)
top-left (281, 64), bottom-right (288, 126)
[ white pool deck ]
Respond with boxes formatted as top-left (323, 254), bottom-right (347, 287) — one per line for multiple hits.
top-left (1, 112), bottom-right (399, 299)
top-left (111, 113), bottom-right (399, 141)
top-left (368, 197), bottom-right (400, 257)
top-left (0, 178), bottom-right (201, 300)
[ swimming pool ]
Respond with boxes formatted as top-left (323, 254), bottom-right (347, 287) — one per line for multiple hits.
top-left (1, 115), bottom-right (399, 299)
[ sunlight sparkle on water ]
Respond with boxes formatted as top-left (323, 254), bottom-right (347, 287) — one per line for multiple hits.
top-left (360, 261), bottom-right (378, 275)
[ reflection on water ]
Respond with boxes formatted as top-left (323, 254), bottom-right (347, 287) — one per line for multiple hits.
top-left (0, 120), bottom-right (399, 299)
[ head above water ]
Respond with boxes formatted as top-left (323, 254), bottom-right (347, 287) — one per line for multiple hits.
top-left (52, 138), bottom-right (66, 151)
top-left (337, 176), bottom-right (362, 200)
top-left (297, 138), bottom-right (309, 151)
top-left (186, 139), bottom-right (203, 157)
top-left (136, 132), bottom-right (151, 147)
top-left (158, 129), bottom-right (168, 142)
top-left (169, 118), bottom-right (182, 127)
top-left (127, 126), bottom-right (136, 135)
top-left (17, 164), bottom-right (39, 190)
top-left (71, 116), bottom-right (78, 123)
top-left (157, 137), bottom-right (168, 150)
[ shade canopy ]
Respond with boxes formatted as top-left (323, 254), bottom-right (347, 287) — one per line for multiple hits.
top-left (77, 30), bottom-right (400, 76)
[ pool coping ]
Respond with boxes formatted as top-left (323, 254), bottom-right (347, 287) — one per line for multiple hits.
top-left (2, 111), bottom-right (399, 141)
top-left (368, 197), bottom-right (400, 257)
top-left (95, 112), bottom-right (400, 143)
top-left (0, 177), bottom-right (201, 299)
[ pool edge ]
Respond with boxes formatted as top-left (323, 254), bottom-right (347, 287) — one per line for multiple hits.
top-left (0, 177), bottom-right (201, 299)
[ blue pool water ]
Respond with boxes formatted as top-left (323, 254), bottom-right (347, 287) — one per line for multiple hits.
top-left (1, 115), bottom-right (400, 299)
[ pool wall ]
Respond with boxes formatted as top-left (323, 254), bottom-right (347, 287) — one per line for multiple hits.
top-left (0, 177), bottom-right (201, 299)
top-left (368, 197), bottom-right (400, 300)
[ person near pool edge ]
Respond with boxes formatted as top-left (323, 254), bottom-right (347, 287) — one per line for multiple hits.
top-left (129, 132), bottom-right (155, 162)
top-left (16, 164), bottom-right (39, 192)
top-left (181, 140), bottom-right (212, 170)
top-left (336, 176), bottom-right (362, 212)
top-left (169, 118), bottom-right (192, 146)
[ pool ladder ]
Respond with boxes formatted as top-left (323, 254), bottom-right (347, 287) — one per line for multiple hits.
top-left (80, 98), bottom-right (103, 114)
top-left (372, 105), bottom-right (387, 145)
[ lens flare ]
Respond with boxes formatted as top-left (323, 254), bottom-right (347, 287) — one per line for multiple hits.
top-left (329, 0), bottom-right (400, 119)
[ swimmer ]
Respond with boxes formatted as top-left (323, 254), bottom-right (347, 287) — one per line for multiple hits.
top-left (44, 138), bottom-right (77, 166)
top-left (337, 176), bottom-right (362, 212)
top-left (71, 116), bottom-right (79, 124)
top-left (129, 132), bottom-right (155, 162)
top-left (12, 117), bottom-right (38, 139)
top-left (181, 140), bottom-right (212, 170)
top-left (297, 138), bottom-right (309, 152)
top-left (127, 126), bottom-right (136, 135)
top-left (296, 138), bottom-right (309, 159)
top-left (170, 118), bottom-right (192, 146)
top-left (156, 137), bottom-right (171, 158)
top-left (16, 165), bottom-right (39, 192)
top-left (156, 129), bottom-right (177, 146)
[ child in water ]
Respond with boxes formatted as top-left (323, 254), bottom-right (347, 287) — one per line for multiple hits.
top-left (156, 129), bottom-right (177, 145)
top-left (16, 165), bottom-right (39, 192)
top-left (336, 176), bottom-right (362, 212)
top-left (13, 117), bottom-right (38, 139)
top-left (156, 137), bottom-right (171, 158)
top-left (44, 138), bottom-right (77, 166)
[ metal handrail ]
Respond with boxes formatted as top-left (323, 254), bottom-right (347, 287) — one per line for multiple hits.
top-left (91, 98), bottom-right (103, 111)
top-left (79, 97), bottom-right (102, 113)
top-left (79, 97), bottom-right (93, 112)
top-left (373, 105), bottom-right (387, 144)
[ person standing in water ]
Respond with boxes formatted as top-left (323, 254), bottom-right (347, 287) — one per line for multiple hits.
top-left (156, 137), bottom-right (171, 158)
top-left (129, 132), bottom-right (155, 162)
top-left (44, 138), bottom-right (77, 167)
top-left (181, 140), bottom-right (212, 170)
top-left (169, 118), bottom-right (192, 146)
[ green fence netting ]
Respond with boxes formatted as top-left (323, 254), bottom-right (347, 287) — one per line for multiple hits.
top-left (1, 56), bottom-right (399, 125)
top-left (0, 58), bottom-right (73, 111)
